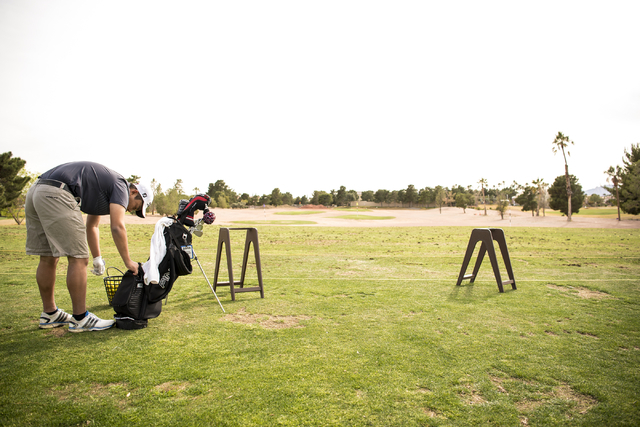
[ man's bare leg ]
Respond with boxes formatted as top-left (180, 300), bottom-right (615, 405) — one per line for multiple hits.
top-left (36, 256), bottom-right (59, 313)
top-left (67, 257), bottom-right (89, 316)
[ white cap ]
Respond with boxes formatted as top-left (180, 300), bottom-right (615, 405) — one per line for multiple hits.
top-left (133, 182), bottom-right (154, 218)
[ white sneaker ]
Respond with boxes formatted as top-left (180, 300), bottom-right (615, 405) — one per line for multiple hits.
top-left (68, 312), bottom-right (115, 332)
top-left (39, 308), bottom-right (73, 329)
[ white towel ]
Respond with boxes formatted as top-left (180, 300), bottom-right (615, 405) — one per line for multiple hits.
top-left (143, 217), bottom-right (175, 285)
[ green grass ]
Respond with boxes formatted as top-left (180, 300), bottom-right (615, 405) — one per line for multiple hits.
top-left (543, 207), bottom-right (637, 220)
top-left (1, 224), bottom-right (639, 426)
top-left (574, 208), bottom-right (618, 216)
top-left (476, 206), bottom-right (639, 220)
top-left (332, 215), bottom-right (395, 221)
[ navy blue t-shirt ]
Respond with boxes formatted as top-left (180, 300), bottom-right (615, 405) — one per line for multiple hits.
top-left (40, 162), bottom-right (130, 215)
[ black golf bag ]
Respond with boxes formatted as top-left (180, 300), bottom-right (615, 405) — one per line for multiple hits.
top-left (111, 264), bottom-right (162, 329)
top-left (112, 195), bottom-right (211, 329)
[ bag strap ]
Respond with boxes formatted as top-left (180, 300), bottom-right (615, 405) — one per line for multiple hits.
top-left (136, 262), bottom-right (144, 280)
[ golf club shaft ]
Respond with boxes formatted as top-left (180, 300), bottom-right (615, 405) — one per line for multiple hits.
top-left (194, 253), bottom-right (225, 313)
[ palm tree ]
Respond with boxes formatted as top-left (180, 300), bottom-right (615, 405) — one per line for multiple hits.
top-left (552, 132), bottom-right (574, 221)
top-left (540, 181), bottom-right (549, 216)
top-left (531, 178), bottom-right (545, 216)
top-left (435, 186), bottom-right (446, 213)
top-left (605, 165), bottom-right (622, 221)
top-left (478, 178), bottom-right (487, 215)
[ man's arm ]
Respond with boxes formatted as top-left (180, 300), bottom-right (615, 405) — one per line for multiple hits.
top-left (86, 214), bottom-right (107, 275)
top-left (109, 203), bottom-right (138, 274)
top-left (86, 214), bottom-right (101, 258)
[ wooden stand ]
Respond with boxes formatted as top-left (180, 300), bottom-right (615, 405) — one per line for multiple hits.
top-left (213, 228), bottom-right (265, 301)
top-left (456, 228), bottom-right (516, 293)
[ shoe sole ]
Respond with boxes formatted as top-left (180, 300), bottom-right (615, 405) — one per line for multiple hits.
top-left (39, 323), bottom-right (69, 329)
top-left (68, 324), bottom-right (115, 333)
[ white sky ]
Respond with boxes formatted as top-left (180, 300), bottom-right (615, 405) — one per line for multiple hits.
top-left (1, 1), bottom-right (638, 198)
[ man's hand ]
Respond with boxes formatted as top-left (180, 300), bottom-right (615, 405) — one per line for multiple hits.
top-left (91, 256), bottom-right (106, 275)
top-left (125, 260), bottom-right (139, 275)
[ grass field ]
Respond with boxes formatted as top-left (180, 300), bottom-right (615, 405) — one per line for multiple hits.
top-left (1, 224), bottom-right (639, 426)
top-left (477, 206), bottom-right (636, 220)
top-left (542, 207), bottom-right (635, 220)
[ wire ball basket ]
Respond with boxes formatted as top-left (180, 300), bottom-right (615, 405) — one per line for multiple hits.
top-left (103, 267), bottom-right (125, 306)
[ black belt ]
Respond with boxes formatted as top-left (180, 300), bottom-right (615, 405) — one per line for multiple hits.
top-left (38, 179), bottom-right (74, 196)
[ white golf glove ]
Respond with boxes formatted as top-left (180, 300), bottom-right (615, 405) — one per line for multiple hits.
top-left (91, 256), bottom-right (106, 276)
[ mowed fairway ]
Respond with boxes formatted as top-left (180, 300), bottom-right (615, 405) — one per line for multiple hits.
top-left (0, 224), bottom-right (639, 426)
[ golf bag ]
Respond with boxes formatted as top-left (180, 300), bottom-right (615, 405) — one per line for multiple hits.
top-left (111, 264), bottom-right (162, 329)
top-left (112, 201), bottom-right (202, 329)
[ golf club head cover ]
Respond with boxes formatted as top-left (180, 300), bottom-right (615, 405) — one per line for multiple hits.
top-left (203, 210), bottom-right (216, 224)
top-left (176, 194), bottom-right (212, 227)
top-left (176, 199), bottom-right (189, 217)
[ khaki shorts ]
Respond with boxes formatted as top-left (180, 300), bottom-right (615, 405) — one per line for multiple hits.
top-left (25, 182), bottom-right (90, 258)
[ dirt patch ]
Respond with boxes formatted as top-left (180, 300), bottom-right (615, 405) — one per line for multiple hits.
top-left (516, 398), bottom-right (545, 413)
top-left (46, 328), bottom-right (67, 337)
top-left (491, 377), bottom-right (509, 394)
top-left (490, 375), bottom-right (597, 415)
top-left (459, 384), bottom-right (487, 405)
top-left (421, 408), bottom-right (446, 419)
top-left (547, 284), bottom-right (615, 300)
top-left (576, 288), bottom-right (614, 300)
top-left (52, 382), bottom-right (131, 403)
top-left (554, 383), bottom-right (598, 414)
top-left (299, 204), bottom-right (330, 209)
top-left (221, 307), bottom-right (311, 329)
top-left (154, 381), bottom-right (188, 393)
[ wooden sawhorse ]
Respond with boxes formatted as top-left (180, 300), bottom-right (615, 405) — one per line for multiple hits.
top-left (213, 227), bottom-right (265, 301)
top-left (456, 228), bottom-right (516, 293)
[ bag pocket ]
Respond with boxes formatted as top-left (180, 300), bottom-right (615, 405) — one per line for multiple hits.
top-left (167, 244), bottom-right (192, 276)
top-left (112, 270), bottom-right (144, 319)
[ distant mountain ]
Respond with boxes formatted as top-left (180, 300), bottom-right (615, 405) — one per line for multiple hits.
top-left (585, 186), bottom-right (610, 196)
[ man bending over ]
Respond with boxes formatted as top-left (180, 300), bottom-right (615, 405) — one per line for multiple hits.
top-left (25, 161), bottom-right (153, 332)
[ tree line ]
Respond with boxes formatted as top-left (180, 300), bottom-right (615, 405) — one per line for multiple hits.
top-left (1, 137), bottom-right (639, 222)
top-left (145, 171), bottom-right (608, 221)
top-left (144, 136), bottom-right (640, 221)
